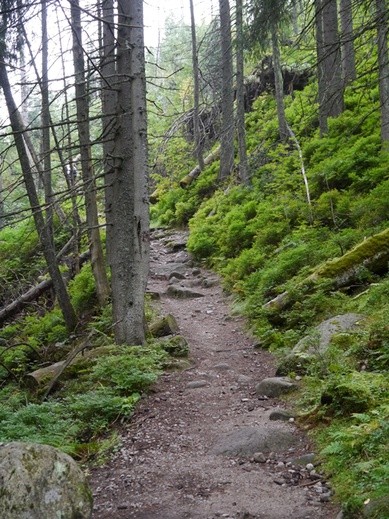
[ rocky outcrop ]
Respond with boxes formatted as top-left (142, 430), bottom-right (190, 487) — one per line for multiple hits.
top-left (0, 442), bottom-right (93, 519)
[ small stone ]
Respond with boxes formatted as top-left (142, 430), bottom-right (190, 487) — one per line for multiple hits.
top-left (214, 363), bottom-right (231, 371)
top-left (306, 463), bottom-right (315, 471)
top-left (253, 452), bottom-right (267, 463)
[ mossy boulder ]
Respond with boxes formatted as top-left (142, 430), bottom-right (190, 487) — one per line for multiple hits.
top-left (277, 313), bottom-right (364, 376)
top-left (0, 442), bottom-right (93, 519)
top-left (158, 335), bottom-right (189, 357)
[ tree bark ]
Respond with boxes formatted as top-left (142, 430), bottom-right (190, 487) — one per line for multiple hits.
top-left (339, 0), bottom-right (356, 85)
top-left (315, 0), bottom-right (344, 134)
top-left (235, 0), bottom-right (249, 184)
top-left (108, 0), bottom-right (150, 344)
top-left (271, 26), bottom-right (289, 142)
top-left (0, 61), bottom-right (77, 332)
top-left (189, 0), bottom-right (205, 171)
top-left (101, 0), bottom-right (117, 266)
top-left (218, 0), bottom-right (235, 181)
top-left (321, 0), bottom-right (344, 118)
top-left (70, 0), bottom-right (110, 306)
top-left (375, 0), bottom-right (389, 147)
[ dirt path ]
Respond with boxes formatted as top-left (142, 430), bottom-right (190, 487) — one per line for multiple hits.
top-left (90, 230), bottom-right (339, 519)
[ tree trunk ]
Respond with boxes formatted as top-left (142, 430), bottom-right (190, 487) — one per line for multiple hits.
top-left (315, 0), bottom-right (344, 134)
top-left (315, 0), bottom-right (329, 135)
top-left (218, 0), bottom-right (235, 181)
top-left (101, 0), bottom-right (117, 266)
top-left (108, 0), bottom-right (150, 345)
top-left (235, 0), bottom-right (248, 184)
top-left (375, 0), bottom-right (389, 147)
top-left (70, 0), bottom-right (110, 306)
top-left (321, 0), bottom-right (344, 118)
top-left (271, 26), bottom-right (289, 142)
top-left (41, 0), bottom-right (54, 238)
top-left (189, 0), bottom-right (204, 171)
top-left (0, 61), bottom-right (77, 332)
top-left (339, 0), bottom-right (356, 84)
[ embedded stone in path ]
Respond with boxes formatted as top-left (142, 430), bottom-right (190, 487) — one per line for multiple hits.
top-left (167, 285), bottom-right (204, 299)
top-left (255, 376), bottom-right (298, 398)
top-left (211, 426), bottom-right (298, 457)
top-left (186, 379), bottom-right (208, 389)
top-left (0, 442), bottom-right (93, 519)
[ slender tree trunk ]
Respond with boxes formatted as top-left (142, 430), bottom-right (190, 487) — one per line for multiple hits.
top-left (271, 26), bottom-right (288, 142)
top-left (108, 0), bottom-right (150, 344)
top-left (101, 0), bottom-right (117, 265)
top-left (218, 0), bottom-right (235, 181)
top-left (339, 0), bottom-right (356, 84)
top-left (41, 0), bottom-right (53, 229)
top-left (375, 0), bottom-right (389, 147)
top-left (189, 0), bottom-right (204, 170)
top-left (235, 0), bottom-right (248, 184)
top-left (55, 6), bottom-right (82, 268)
top-left (0, 61), bottom-right (77, 332)
top-left (70, 0), bottom-right (110, 305)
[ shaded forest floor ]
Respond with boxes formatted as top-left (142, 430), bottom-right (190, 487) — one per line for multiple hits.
top-left (89, 229), bottom-right (340, 519)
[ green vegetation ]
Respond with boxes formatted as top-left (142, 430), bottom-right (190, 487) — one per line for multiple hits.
top-left (0, 253), bottom-right (181, 462)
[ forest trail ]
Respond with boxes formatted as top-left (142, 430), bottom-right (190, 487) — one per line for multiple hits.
top-left (90, 230), bottom-right (339, 519)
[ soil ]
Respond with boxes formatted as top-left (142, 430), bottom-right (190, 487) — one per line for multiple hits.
top-left (90, 230), bottom-right (340, 519)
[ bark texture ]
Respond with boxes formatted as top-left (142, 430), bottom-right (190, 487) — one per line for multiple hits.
top-left (218, 0), bottom-right (235, 181)
top-left (108, 0), bottom-right (150, 344)
top-left (376, 0), bottom-right (389, 147)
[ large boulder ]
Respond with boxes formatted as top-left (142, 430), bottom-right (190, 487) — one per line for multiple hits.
top-left (0, 442), bottom-right (93, 519)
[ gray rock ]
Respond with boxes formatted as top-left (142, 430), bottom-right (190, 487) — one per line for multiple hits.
top-left (287, 453), bottom-right (316, 466)
top-left (211, 426), bottom-right (298, 457)
top-left (255, 377), bottom-right (298, 398)
top-left (168, 271), bottom-right (186, 280)
top-left (0, 442), bottom-right (92, 519)
top-left (167, 285), bottom-right (204, 299)
top-left (277, 313), bottom-right (364, 376)
top-left (269, 409), bottom-right (294, 421)
top-left (252, 452), bottom-right (267, 463)
top-left (202, 278), bottom-right (219, 288)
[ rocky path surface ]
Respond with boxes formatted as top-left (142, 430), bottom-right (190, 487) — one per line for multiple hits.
top-left (90, 230), bottom-right (339, 519)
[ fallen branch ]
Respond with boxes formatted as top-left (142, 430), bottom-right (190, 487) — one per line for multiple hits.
top-left (179, 146), bottom-right (220, 189)
top-left (0, 248), bottom-right (91, 325)
top-left (264, 228), bottom-right (389, 313)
